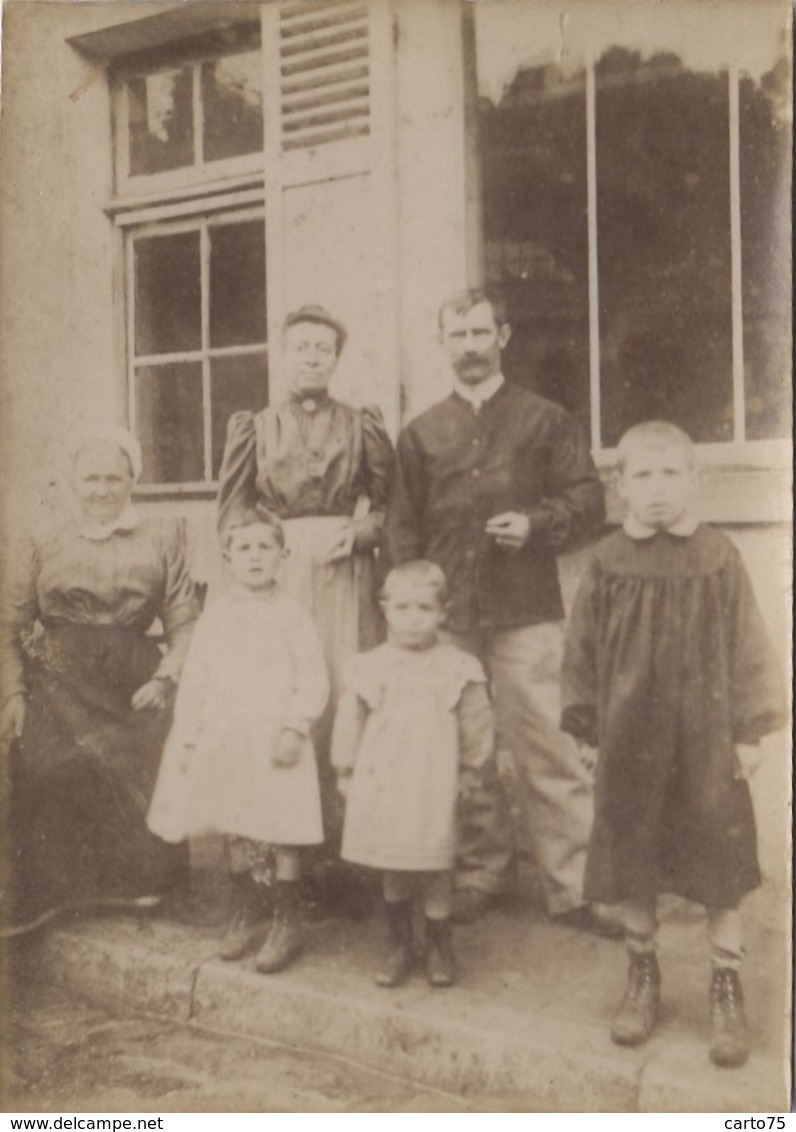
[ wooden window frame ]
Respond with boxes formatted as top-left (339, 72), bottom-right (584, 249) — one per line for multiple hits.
top-left (110, 26), bottom-right (264, 200)
top-left (119, 195), bottom-right (267, 497)
top-left (466, 7), bottom-right (790, 524)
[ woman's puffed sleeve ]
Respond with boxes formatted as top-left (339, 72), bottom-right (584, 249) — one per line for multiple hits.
top-left (0, 535), bottom-right (41, 705)
top-left (360, 405), bottom-right (395, 513)
top-left (217, 410), bottom-right (258, 534)
top-left (154, 519), bottom-right (200, 684)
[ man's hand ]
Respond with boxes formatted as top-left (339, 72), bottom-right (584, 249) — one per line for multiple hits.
top-left (273, 727), bottom-right (303, 768)
top-left (131, 679), bottom-right (169, 712)
top-left (0, 693), bottom-right (26, 749)
top-left (485, 512), bottom-right (532, 553)
top-left (337, 772), bottom-right (351, 800)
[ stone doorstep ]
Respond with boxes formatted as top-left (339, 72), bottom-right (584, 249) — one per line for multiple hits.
top-left (33, 921), bottom-right (789, 1113)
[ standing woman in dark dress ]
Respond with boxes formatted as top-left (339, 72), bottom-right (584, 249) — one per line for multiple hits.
top-left (217, 306), bottom-right (394, 899)
top-left (1, 429), bottom-right (199, 926)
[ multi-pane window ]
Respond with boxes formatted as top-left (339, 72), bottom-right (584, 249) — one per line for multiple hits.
top-left (473, 6), bottom-right (790, 454)
top-left (128, 213), bottom-right (267, 485)
top-left (111, 27), bottom-right (267, 487)
top-left (114, 27), bottom-right (264, 190)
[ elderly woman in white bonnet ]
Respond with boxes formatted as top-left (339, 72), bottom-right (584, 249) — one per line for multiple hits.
top-left (0, 427), bottom-right (200, 927)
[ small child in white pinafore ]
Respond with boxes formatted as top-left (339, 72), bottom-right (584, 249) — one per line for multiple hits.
top-left (331, 560), bottom-right (496, 988)
top-left (148, 507), bottom-right (328, 974)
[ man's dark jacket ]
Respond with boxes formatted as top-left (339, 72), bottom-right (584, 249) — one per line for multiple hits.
top-left (384, 382), bottom-right (605, 633)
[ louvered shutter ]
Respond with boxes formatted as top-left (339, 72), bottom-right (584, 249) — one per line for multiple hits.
top-left (262, 0), bottom-right (400, 431)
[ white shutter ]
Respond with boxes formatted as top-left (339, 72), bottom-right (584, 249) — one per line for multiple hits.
top-left (262, 0), bottom-right (400, 431)
top-left (278, 0), bottom-right (371, 151)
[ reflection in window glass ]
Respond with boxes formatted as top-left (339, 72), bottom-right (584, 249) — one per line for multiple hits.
top-left (740, 61), bottom-right (791, 439)
top-left (136, 363), bottom-right (204, 483)
top-left (480, 65), bottom-right (589, 429)
top-left (134, 232), bottom-right (201, 356)
top-left (202, 51), bottom-right (263, 163)
top-left (209, 220), bottom-right (267, 348)
top-left (211, 354), bottom-right (268, 477)
top-left (596, 52), bottom-right (733, 446)
top-left (128, 68), bottom-right (194, 176)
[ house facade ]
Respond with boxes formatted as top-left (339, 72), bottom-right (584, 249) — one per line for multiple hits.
top-left (0, 1), bottom-right (790, 867)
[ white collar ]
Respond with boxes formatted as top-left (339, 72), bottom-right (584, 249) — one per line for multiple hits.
top-left (623, 511), bottom-right (699, 540)
top-left (79, 504), bottom-right (139, 541)
top-left (453, 372), bottom-right (505, 409)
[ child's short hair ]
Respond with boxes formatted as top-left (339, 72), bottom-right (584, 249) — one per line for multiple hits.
top-left (380, 559), bottom-right (449, 605)
top-left (616, 420), bottom-right (698, 473)
top-left (221, 505), bottom-right (286, 551)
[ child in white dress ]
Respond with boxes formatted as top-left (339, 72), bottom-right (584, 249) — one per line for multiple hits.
top-left (148, 507), bottom-right (328, 974)
top-left (332, 560), bottom-right (496, 988)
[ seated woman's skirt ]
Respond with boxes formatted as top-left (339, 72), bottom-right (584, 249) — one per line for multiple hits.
top-left (8, 624), bottom-right (187, 921)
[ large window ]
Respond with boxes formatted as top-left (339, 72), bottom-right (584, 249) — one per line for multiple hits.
top-left (108, 23), bottom-right (267, 489)
top-left (129, 213), bottom-right (267, 486)
top-left (472, 5), bottom-right (790, 457)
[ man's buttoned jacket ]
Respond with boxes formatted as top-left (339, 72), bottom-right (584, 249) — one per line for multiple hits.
top-left (385, 382), bottom-right (605, 634)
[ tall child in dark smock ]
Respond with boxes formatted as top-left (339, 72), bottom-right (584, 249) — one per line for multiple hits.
top-left (561, 422), bottom-right (786, 1068)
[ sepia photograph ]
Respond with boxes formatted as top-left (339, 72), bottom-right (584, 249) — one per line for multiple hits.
top-left (0, 0), bottom-right (792, 1117)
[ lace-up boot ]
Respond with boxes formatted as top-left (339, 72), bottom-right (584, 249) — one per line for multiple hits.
top-left (709, 967), bottom-right (750, 1067)
top-left (376, 900), bottom-right (414, 987)
top-left (611, 951), bottom-right (661, 1046)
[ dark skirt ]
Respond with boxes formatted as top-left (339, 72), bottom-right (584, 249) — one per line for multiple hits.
top-left (9, 625), bottom-right (187, 920)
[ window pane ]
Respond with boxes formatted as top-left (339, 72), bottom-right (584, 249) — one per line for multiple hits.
top-left (210, 353), bottom-right (268, 477)
top-left (202, 50), bottom-right (264, 163)
top-left (740, 61), bottom-right (791, 440)
top-left (480, 64), bottom-right (590, 430)
top-left (128, 68), bottom-right (194, 176)
top-left (136, 363), bottom-right (204, 484)
top-left (134, 231), bottom-right (201, 356)
top-left (596, 52), bottom-right (733, 445)
top-left (209, 220), bottom-right (267, 348)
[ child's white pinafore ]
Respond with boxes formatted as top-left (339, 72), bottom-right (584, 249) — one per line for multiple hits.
top-left (147, 587), bottom-right (328, 847)
top-left (333, 643), bottom-right (488, 871)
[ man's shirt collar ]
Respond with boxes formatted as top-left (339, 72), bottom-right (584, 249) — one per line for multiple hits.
top-left (452, 372), bottom-right (505, 410)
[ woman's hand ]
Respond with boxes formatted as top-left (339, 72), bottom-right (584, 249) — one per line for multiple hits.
top-left (0, 694), bottom-right (26, 749)
top-left (131, 679), bottom-right (170, 713)
top-left (351, 513), bottom-right (381, 552)
top-left (324, 522), bottom-right (356, 563)
top-left (272, 727), bottom-right (303, 768)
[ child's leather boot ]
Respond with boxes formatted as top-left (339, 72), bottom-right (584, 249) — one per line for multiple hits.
top-left (218, 877), bottom-right (269, 961)
top-left (709, 967), bottom-right (750, 1067)
top-left (255, 880), bottom-right (303, 973)
top-left (611, 951), bottom-right (660, 1045)
top-left (376, 899), bottom-right (413, 987)
top-left (425, 916), bottom-right (456, 987)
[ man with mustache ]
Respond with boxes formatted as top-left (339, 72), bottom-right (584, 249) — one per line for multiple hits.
top-left (385, 288), bottom-right (615, 933)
